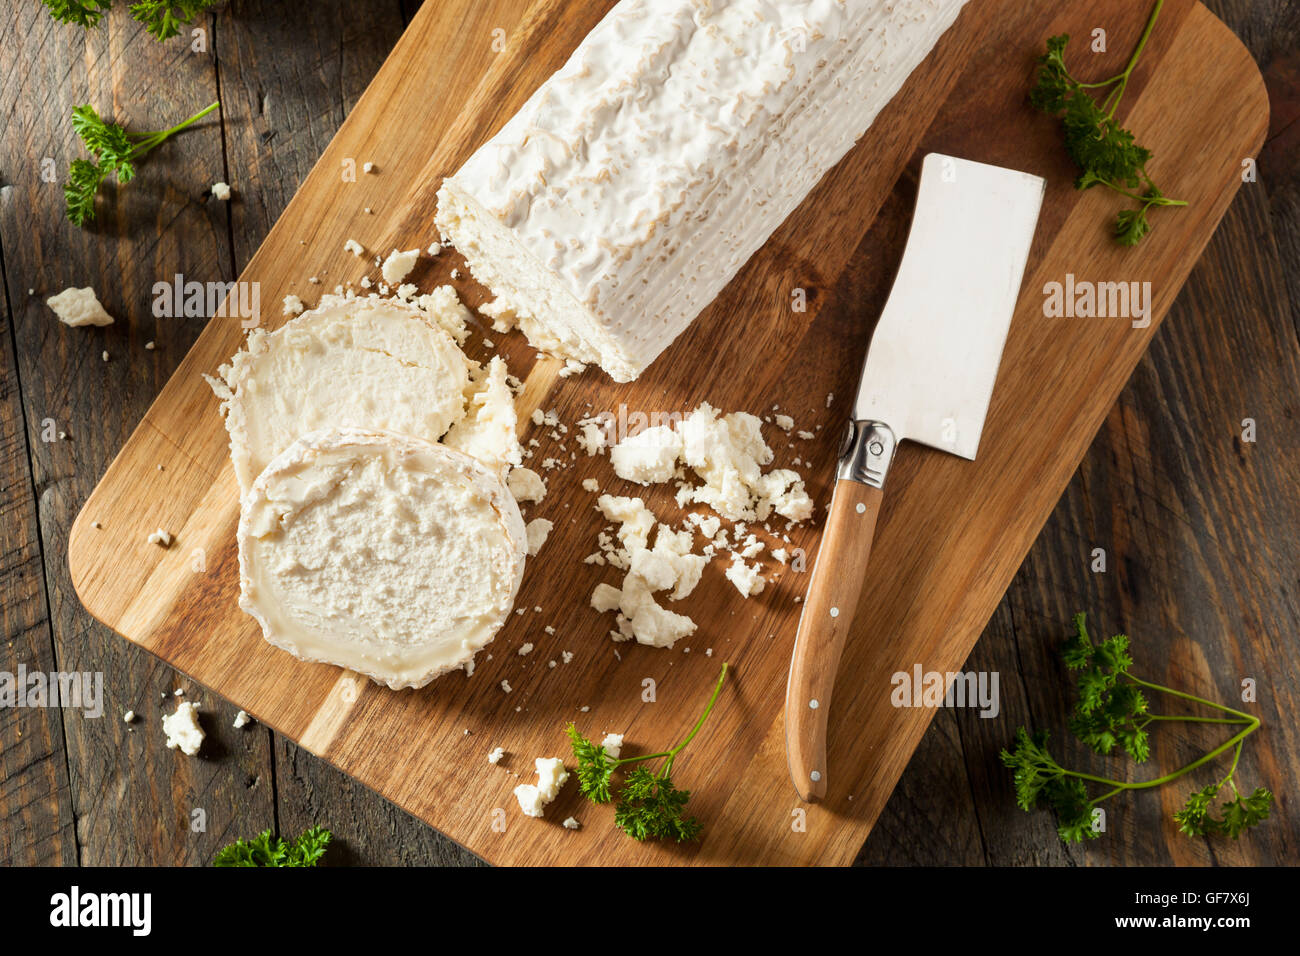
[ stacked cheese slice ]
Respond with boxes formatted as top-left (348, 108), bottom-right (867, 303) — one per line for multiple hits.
top-left (210, 293), bottom-right (527, 689)
top-left (437, 0), bottom-right (968, 381)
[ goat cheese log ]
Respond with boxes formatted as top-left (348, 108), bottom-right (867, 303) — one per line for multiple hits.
top-left (238, 428), bottom-right (527, 689)
top-left (436, 0), bottom-right (968, 382)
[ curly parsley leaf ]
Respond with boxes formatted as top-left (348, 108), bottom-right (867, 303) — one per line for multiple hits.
top-left (213, 825), bottom-right (332, 867)
top-left (43, 1), bottom-right (220, 40)
top-left (613, 768), bottom-right (702, 843)
top-left (62, 100), bottom-right (219, 226)
top-left (1029, 2), bottom-right (1186, 245)
top-left (1004, 616), bottom-right (1270, 844)
top-left (40, 0), bottom-right (114, 27)
top-left (569, 662), bottom-right (728, 842)
top-left (128, 1), bottom-right (220, 41)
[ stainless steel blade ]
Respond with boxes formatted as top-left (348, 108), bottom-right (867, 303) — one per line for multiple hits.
top-left (852, 153), bottom-right (1045, 459)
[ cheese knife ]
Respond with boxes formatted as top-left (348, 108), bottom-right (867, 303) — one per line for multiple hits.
top-left (785, 153), bottom-right (1045, 802)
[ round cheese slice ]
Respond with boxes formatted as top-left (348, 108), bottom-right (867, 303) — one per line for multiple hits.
top-left (213, 295), bottom-right (473, 495)
top-left (238, 427), bottom-right (527, 689)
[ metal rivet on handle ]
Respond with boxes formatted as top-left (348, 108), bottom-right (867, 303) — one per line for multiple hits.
top-left (829, 607), bottom-right (839, 618)
top-left (856, 502), bottom-right (866, 514)
top-left (810, 771), bottom-right (822, 782)
top-left (809, 699), bottom-right (819, 709)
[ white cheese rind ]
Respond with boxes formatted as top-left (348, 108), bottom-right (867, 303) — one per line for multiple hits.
top-left (437, 0), bottom-right (967, 381)
top-left (237, 428), bottom-right (527, 690)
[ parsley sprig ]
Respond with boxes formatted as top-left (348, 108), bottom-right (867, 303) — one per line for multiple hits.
top-left (213, 826), bottom-right (332, 867)
top-left (1001, 614), bottom-right (1271, 843)
top-left (64, 100), bottom-right (219, 226)
top-left (1030, 0), bottom-right (1186, 245)
top-left (567, 662), bottom-right (728, 842)
top-left (42, 1), bottom-right (222, 40)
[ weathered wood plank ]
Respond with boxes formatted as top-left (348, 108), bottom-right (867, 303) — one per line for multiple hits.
top-left (0, 5), bottom-right (275, 865)
top-left (862, 0), bottom-right (1300, 866)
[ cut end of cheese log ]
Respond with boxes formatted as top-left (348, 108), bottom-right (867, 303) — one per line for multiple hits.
top-left (209, 292), bottom-right (517, 495)
top-left (436, 0), bottom-right (969, 381)
top-left (238, 428), bottom-right (527, 690)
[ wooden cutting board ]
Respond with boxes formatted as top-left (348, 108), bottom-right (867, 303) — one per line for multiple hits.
top-left (67, 0), bottom-right (1266, 865)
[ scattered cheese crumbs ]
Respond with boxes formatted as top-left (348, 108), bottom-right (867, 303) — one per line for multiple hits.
top-left (774, 414), bottom-right (795, 431)
top-left (211, 181), bottom-right (232, 201)
top-left (233, 710), bottom-right (251, 729)
top-left (396, 282), bottom-right (418, 301)
top-left (610, 425), bottom-right (683, 485)
top-left (427, 242), bottom-right (442, 256)
top-left (450, 268), bottom-right (461, 279)
top-left (500, 680), bottom-right (513, 694)
top-left (161, 701), bottom-right (204, 756)
top-left (343, 238), bottom-right (364, 256)
top-left (772, 547), bottom-right (789, 564)
top-left (507, 467), bottom-right (547, 504)
top-left (558, 358), bottom-right (586, 378)
top-left (513, 757), bottom-right (569, 818)
top-left (281, 294), bottom-right (305, 316)
top-left (525, 518), bottom-right (554, 556)
top-left (145, 340), bottom-right (155, 350)
top-left (561, 651), bottom-right (574, 664)
top-left (562, 816), bottom-right (581, 830)
top-left (102, 350), bottom-right (109, 361)
top-left (581, 478), bottom-right (600, 493)
top-left (725, 553), bottom-right (766, 597)
top-left (826, 392), bottom-right (835, 408)
top-left (544, 625), bottom-right (555, 635)
top-left (797, 430), bottom-right (816, 440)
top-left (488, 747), bottom-right (506, 765)
top-left (46, 287), bottom-right (115, 327)
top-left (381, 248), bottom-right (420, 285)
top-left (575, 418), bottom-right (608, 456)
top-left (123, 710), bottom-right (135, 723)
top-left (308, 276), bottom-right (321, 284)
top-left (364, 207), bottom-right (373, 214)
top-left (600, 733), bottom-right (624, 760)
top-left (146, 528), bottom-right (172, 548)
top-left (91, 521), bottom-right (101, 529)
top-left (360, 276), bottom-right (372, 289)
top-left (363, 161), bottom-right (375, 174)
top-left (518, 642), bottom-right (534, 656)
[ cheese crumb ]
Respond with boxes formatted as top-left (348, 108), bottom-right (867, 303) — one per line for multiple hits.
top-left (774, 414), bottom-right (795, 432)
top-left (506, 466), bottom-right (547, 504)
top-left (146, 528), bottom-right (172, 548)
top-left (381, 248), bottom-right (420, 285)
top-left (488, 747), bottom-right (506, 765)
top-left (343, 238), bottom-right (364, 257)
top-left (233, 710), bottom-right (252, 729)
top-left (363, 161), bottom-right (375, 174)
top-left (211, 181), bottom-right (232, 201)
top-left (518, 643), bottom-right (534, 656)
top-left (161, 701), bottom-right (204, 756)
top-left (525, 518), bottom-right (553, 556)
top-left (123, 710), bottom-right (135, 723)
top-left (513, 757), bottom-right (569, 818)
top-left (562, 817), bottom-right (581, 830)
top-left (46, 287), bottom-right (114, 327)
top-left (581, 478), bottom-right (600, 493)
top-left (281, 294), bottom-right (305, 316)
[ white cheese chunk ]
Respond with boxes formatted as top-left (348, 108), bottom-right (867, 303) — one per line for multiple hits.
top-left (524, 518), bottom-right (553, 556)
top-left (211, 181), bottom-right (232, 201)
top-left (513, 756), bottom-right (569, 818)
top-left (506, 466), bottom-right (547, 504)
top-left (46, 287), bottom-right (114, 327)
top-left (600, 733), bottom-right (624, 760)
top-left (610, 425), bottom-right (684, 485)
top-left (162, 701), bottom-right (204, 756)
top-left (443, 355), bottom-right (523, 475)
top-left (437, 0), bottom-right (968, 381)
top-left (381, 248), bottom-right (420, 286)
top-left (237, 428), bottom-right (527, 690)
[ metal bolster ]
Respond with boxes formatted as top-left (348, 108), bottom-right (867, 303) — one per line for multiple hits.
top-left (836, 420), bottom-right (898, 490)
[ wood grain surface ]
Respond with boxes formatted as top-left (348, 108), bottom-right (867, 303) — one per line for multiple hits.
top-left (1, 0), bottom-right (1295, 866)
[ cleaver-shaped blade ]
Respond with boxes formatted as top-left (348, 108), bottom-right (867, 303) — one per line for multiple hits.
top-left (854, 153), bottom-right (1045, 458)
top-left (785, 153), bottom-right (1044, 803)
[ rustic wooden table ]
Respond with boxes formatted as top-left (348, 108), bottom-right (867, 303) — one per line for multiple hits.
top-left (1, 1), bottom-right (1296, 866)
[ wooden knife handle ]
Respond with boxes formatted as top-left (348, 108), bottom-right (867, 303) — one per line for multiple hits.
top-left (785, 478), bottom-right (884, 802)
